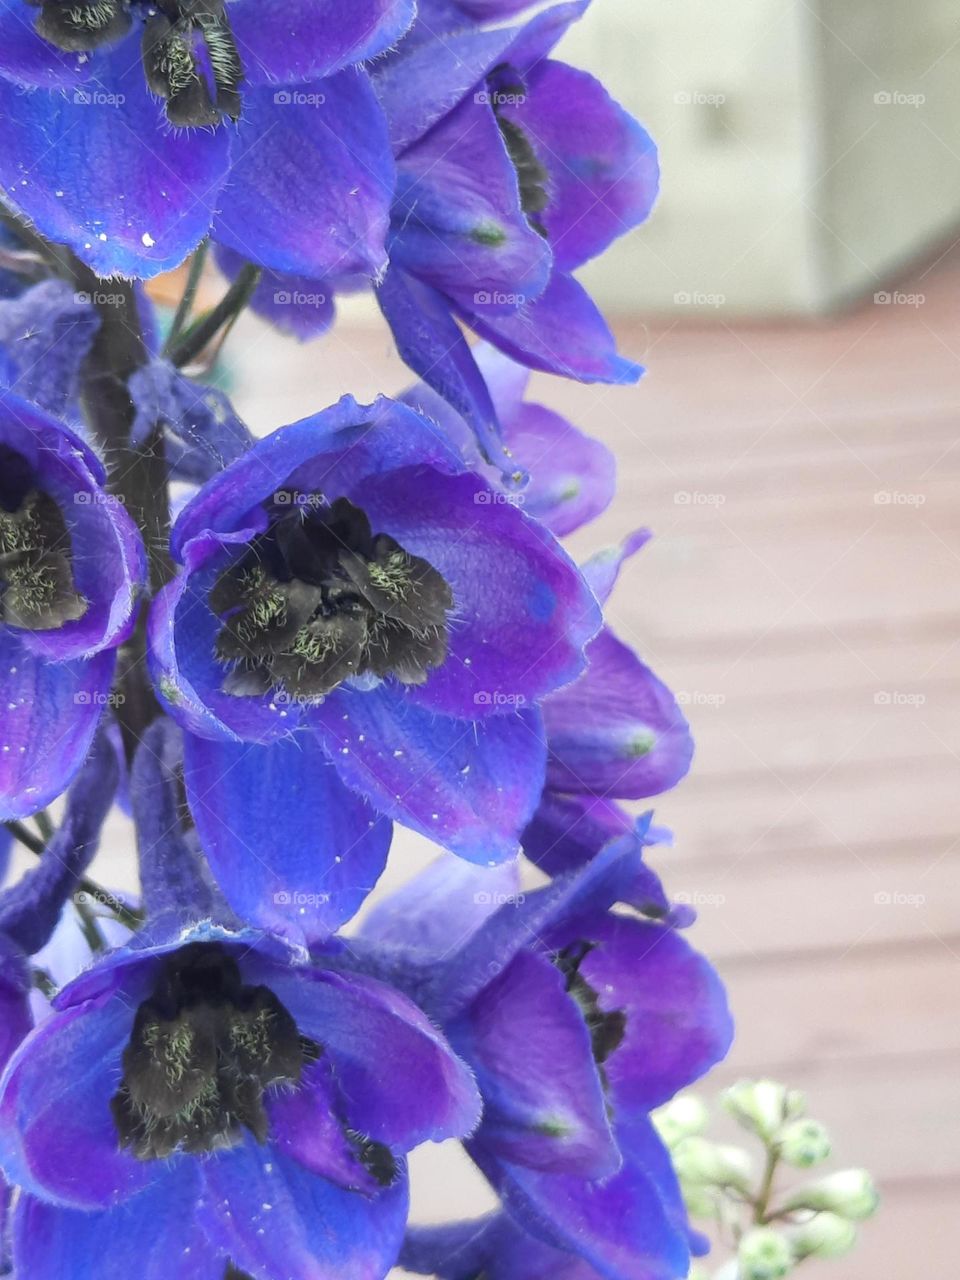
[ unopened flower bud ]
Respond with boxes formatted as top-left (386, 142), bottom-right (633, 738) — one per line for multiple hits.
top-left (721, 1080), bottom-right (804, 1141)
top-left (653, 1093), bottom-right (709, 1148)
top-left (790, 1212), bottom-right (857, 1259)
top-left (672, 1136), bottom-right (753, 1194)
top-left (737, 1227), bottom-right (794, 1280)
top-left (778, 1118), bottom-right (831, 1167)
top-left (783, 1169), bottom-right (878, 1220)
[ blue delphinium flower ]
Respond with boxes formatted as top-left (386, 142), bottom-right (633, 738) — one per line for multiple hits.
top-left (402, 1212), bottom-right (613, 1280)
top-left (0, 719), bottom-right (480, 1280)
top-left (355, 833), bottom-right (732, 1280)
top-left (0, 390), bottom-right (144, 818)
top-left (0, 0), bottom-right (409, 277)
top-left (147, 392), bottom-right (601, 941)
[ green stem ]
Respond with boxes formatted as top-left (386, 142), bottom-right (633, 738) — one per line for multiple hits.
top-left (755, 1146), bottom-right (781, 1224)
top-left (167, 264), bottom-right (262, 369)
top-left (3, 820), bottom-right (43, 856)
top-left (164, 239), bottom-right (210, 354)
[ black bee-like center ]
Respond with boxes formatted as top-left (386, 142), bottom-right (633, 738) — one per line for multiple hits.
top-left (210, 495), bottom-right (454, 703)
top-left (111, 942), bottom-right (315, 1160)
top-left (553, 940), bottom-right (627, 1068)
top-left (31, 0), bottom-right (245, 127)
top-left (0, 447), bottom-right (87, 633)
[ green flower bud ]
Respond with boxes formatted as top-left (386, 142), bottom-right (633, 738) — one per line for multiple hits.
top-left (783, 1169), bottom-right (878, 1220)
top-left (777, 1118), bottom-right (831, 1167)
top-left (653, 1094), bottom-right (710, 1148)
top-left (790, 1212), bottom-right (858, 1259)
top-left (738, 1227), bottom-right (794, 1280)
top-left (672, 1136), bottom-right (753, 1194)
top-left (721, 1080), bottom-right (805, 1141)
top-left (681, 1182), bottom-right (718, 1220)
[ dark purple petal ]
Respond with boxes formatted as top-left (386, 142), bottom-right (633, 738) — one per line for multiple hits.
top-left (0, 984), bottom-right (163, 1208)
top-left (391, 95), bottom-right (552, 311)
top-left (266, 1054), bottom-right (384, 1193)
top-left (471, 1113), bottom-right (690, 1280)
top-left (377, 266), bottom-right (519, 477)
top-left (549, 915), bottom-right (733, 1115)
top-left (544, 629), bottom-right (694, 800)
top-left (523, 793), bottom-right (640, 879)
top-left (214, 244), bottom-right (337, 340)
top-left (374, 1), bottom-right (588, 152)
top-left (0, 938), bottom-right (30, 1073)
top-left (169, 394), bottom-right (463, 560)
top-left (228, 0), bottom-right (415, 85)
top-left (0, 731), bottom-right (116, 954)
top-left (11, 1168), bottom-right (216, 1280)
top-left (0, 280), bottom-right (99, 418)
top-left (451, 947), bottom-right (618, 1177)
top-left (245, 960), bottom-right (481, 1148)
top-left (403, 1213), bottom-right (602, 1280)
top-left (0, 41), bottom-right (229, 278)
top-left (0, 634), bottom-right (114, 822)
top-left (214, 69), bottom-right (394, 279)
top-left (352, 466), bottom-right (602, 719)
top-left (183, 731), bottom-right (392, 946)
top-left (502, 62), bottom-right (658, 272)
top-left (0, 1), bottom-right (100, 87)
top-left (463, 273), bottom-right (642, 384)
top-left (360, 854), bottom-right (521, 960)
top-left (203, 1141), bottom-right (408, 1280)
top-left (310, 687), bottom-right (546, 864)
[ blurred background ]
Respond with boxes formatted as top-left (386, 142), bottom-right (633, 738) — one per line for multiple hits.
top-left (10, 2), bottom-right (960, 1275)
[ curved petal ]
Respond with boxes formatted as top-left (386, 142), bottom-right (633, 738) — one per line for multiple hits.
top-left (471, 1114), bottom-right (690, 1280)
top-left (0, 43), bottom-right (229, 277)
top-left (0, 982), bottom-right (164, 1208)
top-left (544, 629), bottom-right (693, 800)
top-left (183, 731), bottom-right (392, 946)
top-left (522, 793), bottom-right (638, 878)
top-left (203, 1141), bottom-right (408, 1280)
top-left (0, 279), bottom-right (99, 418)
top-left (391, 95), bottom-right (552, 311)
top-left (228, 0), bottom-right (415, 85)
top-left (403, 1213), bottom-right (602, 1280)
top-left (214, 244), bottom-right (336, 340)
top-left (503, 62), bottom-right (659, 272)
top-left (11, 1168), bottom-right (216, 1280)
top-left (581, 530), bottom-right (652, 607)
top-left (246, 961), bottom-right (481, 1149)
top-left (352, 466), bottom-right (601, 719)
top-left (214, 69), bottom-right (394, 279)
top-left (0, 634), bottom-right (114, 821)
top-left (463, 273), bottom-right (642, 384)
top-left (310, 686), bottom-right (546, 864)
top-left (451, 948), bottom-right (618, 1177)
top-left (550, 915), bottom-right (733, 1116)
top-left (0, 939), bottom-right (30, 1073)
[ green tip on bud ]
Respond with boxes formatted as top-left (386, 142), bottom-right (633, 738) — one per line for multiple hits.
top-left (777, 1118), bottom-right (831, 1168)
top-left (790, 1212), bottom-right (858, 1260)
top-left (738, 1228), bottom-right (794, 1280)
top-left (653, 1093), bottom-right (710, 1148)
top-left (783, 1169), bottom-right (879, 1221)
top-left (672, 1136), bottom-right (754, 1195)
top-left (721, 1080), bottom-right (805, 1142)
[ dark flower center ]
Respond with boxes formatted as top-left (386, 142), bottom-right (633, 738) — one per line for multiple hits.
top-left (30, 0), bottom-right (244, 126)
top-left (554, 941), bottom-right (626, 1066)
top-left (0, 446), bottom-right (87, 632)
top-left (487, 64), bottom-right (549, 239)
top-left (210, 495), bottom-right (453, 702)
top-left (112, 942), bottom-right (316, 1159)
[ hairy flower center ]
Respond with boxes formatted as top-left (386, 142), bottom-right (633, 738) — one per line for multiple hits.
top-left (30, 0), bottom-right (244, 127)
top-left (0, 447), bottom-right (87, 632)
top-left (112, 943), bottom-right (315, 1159)
top-left (554, 941), bottom-right (626, 1066)
top-left (210, 495), bottom-right (454, 702)
top-left (488, 64), bottom-right (549, 239)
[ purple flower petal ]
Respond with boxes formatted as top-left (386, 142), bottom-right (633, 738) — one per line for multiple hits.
top-left (352, 466), bottom-right (601, 719)
top-left (183, 731), bottom-right (392, 946)
top-left (214, 244), bottom-right (336, 341)
top-left (403, 1213), bottom-right (601, 1280)
top-left (0, 938), bottom-right (30, 1074)
top-left (202, 1141), bottom-right (408, 1280)
top-left (245, 961), bottom-right (481, 1149)
top-left (501, 61), bottom-right (658, 272)
top-left (0, 280), bottom-right (100, 419)
top-left (11, 1169), bottom-right (214, 1280)
top-left (581, 530), bottom-right (653, 606)
top-left (544, 628), bottom-right (694, 800)
top-left (0, 982), bottom-right (162, 1208)
top-left (463, 272), bottom-right (642, 384)
top-left (228, 0), bottom-right (415, 85)
top-left (214, 69), bottom-right (394, 279)
top-left (0, 40), bottom-right (229, 277)
top-left (310, 686), bottom-right (546, 864)
top-left (451, 947), bottom-right (619, 1177)
top-left (0, 635), bottom-right (115, 822)
top-left (522, 793), bottom-right (640, 879)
